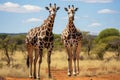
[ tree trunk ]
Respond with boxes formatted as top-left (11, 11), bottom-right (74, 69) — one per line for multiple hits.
top-left (5, 48), bottom-right (10, 66)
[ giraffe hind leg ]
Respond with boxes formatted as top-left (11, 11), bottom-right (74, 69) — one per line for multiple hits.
top-left (33, 49), bottom-right (39, 79)
top-left (76, 49), bottom-right (80, 75)
top-left (26, 44), bottom-right (33, 78)
top-left (76, 41), bottom-right (81, 75)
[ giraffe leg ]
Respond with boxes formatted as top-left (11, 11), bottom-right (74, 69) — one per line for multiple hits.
top-left (76, 53), bottom-right (80, 75)
top-left (33, 49), bottom-right (39, 79)
top-left (26, 44), bottom-right (33, 78)
top-left (47, 50), bottom-right (52, 78)
top-left (73, 45), bottom-right (77, 76)
top-left (76, 42), bottom-right (81, 75)
top-left (38, 49), bottom-right (43, 79)
top-left (66, 47), bottom-right (72, 76)
top-left (68, 54), bottom-right (72, 76)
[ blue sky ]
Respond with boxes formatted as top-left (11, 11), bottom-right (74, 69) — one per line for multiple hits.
top-left (0, 0), bottom-right (120, 35)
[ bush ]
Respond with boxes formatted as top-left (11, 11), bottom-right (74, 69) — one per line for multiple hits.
top-left (95, 28), bottom-right (120, 43)
top-left (91, 43), bottom-right (107, 60)
top-left (53, 34), bottom-right (64, 51)
top-left (99, 36), bottom-right (120, 44)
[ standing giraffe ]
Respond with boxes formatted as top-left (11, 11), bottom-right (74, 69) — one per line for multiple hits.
top-left (25, 3), bottom-right (59, 79)
top-left (61, 5), bottom-right (82, 76)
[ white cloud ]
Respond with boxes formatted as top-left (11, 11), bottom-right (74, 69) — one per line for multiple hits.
top-left (62, 0), bottom-right (113, 3)
top-left (24, 18), bottom-right (41, 23)
top-left (4, 2), bottom-right (20, 7)
top-left (22, 5), bottom-right (41, 12)
top-left (0, 2), bottom-right (42, 13)
top-left (98, 9), bottom-right (118, 14)
top-left (88, 22), bottom-right (101, 27)
top-left (80, 0), bottom-right (113, 3)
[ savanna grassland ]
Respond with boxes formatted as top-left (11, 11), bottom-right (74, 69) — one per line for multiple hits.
top-left (0, 50), bottom-right (120, 80)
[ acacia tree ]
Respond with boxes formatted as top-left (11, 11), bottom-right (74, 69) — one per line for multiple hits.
top-left (95, 28), bottom-right (119, 43)
top-left (82, 32), bottom-right (95, 57)
top-left (93, 28), bottom-right (120, 60)
top-left (0, 34), bottom-right (11, 66)
top-left (91, 43), bottom-right (107, 60)
top-left (107, 39), bottom-right (120, 59)
top-left (9, 38), bottom-right (17, 55)
top-left (0, 34), bottom-right (18, 66)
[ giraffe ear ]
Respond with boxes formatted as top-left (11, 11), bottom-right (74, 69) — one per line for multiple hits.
top-left (45, 7), bottom-right (49, 10)
top-left (75, 8), bottom-right (78, 11)
top-left (57, 7), bottom-right (60, 10)
top-left (64, 8), bottom-right (68, 11)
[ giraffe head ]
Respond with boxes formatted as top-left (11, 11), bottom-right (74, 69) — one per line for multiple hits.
top-left (64, 5), bottom-right (78, 20)
top-left (45, 3), bottom-right (60, 16)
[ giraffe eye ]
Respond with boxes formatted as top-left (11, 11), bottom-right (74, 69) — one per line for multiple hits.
top-left (53, 9), bottom-right (55, 11)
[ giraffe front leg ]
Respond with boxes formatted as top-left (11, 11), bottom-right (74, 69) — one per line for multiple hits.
top-left (67, 55), bottom-right (72, 76)
top-left (73, 46), bottom-right (77, 76)
top-left (38, 49), bottom-right (43, 79)
top-left (33, 57), bottom-right (37, 79)
top-left (76, 51), bottom-right (80, 75)
top-left (47, 49), bottom-right (52, 78)
top-left (73, 56), bottom-right (77, 76)
top-left (76, 56), bottom-right (80, 75)
top-left (29, 56), bottom-right (33, 78)
top-left (33, 49), bottom-right (39, 79)
top-left (76, 41), bottom-right (81, 75)
top-left (27, 45), bottom-right (33, 78)
top-left (66, 47), bottom-right (72, 76)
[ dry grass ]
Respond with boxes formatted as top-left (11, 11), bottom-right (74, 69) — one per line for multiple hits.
top-left (0, 50), bottom-right (120, 78)
top-left (79, 59), bottom-right (120, 76)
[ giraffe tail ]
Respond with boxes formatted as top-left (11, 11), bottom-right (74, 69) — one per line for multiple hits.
top-left (26, 55), bottom-right (29, 68)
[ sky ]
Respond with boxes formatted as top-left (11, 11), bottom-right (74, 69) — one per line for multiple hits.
top-left (0, 0), bottom-right (120, 35)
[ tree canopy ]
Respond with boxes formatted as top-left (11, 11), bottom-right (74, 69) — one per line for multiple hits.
top-left (96, 28), bottom-right (120, 43)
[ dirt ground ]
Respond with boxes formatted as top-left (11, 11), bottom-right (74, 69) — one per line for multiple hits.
top-left (4, 69), bottom-right (120, 80)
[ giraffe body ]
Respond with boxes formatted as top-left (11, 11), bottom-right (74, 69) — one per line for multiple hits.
top-left (25, 3), bottom-right (59, 79)
top-left (26, 15), bottom-right (54, 49)
top-left (61, 5), bottom-right (82, 76)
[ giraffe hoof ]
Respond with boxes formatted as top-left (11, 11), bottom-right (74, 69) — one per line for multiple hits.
top-left (48, 74), bottom-right (52, 78)
top-left (73, 72), bottom-right (77, 76)
top-left (37, 75), bottom-right (40, 79)
top-left (37, 77), bottom-right (40, 80)
top-left (29, 75), bottom-right (33, 78)
top-left (68, 73), bottom-right (71, 77)
top-left (73, 73), bottom-right (77, 76)
top-left (34, 76), bottom-right (37, 79)
top-left (68, 74), bottom-right (71, 77)
top-left (77, 71), bottom-right (79, 75)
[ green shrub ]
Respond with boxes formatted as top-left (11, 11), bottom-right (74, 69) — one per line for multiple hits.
top-left (95, 28), bottom-right (120, 43)
top-left (91, 43), bottom-right (107, 60)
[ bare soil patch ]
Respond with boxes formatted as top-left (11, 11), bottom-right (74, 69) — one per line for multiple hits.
top-left (5, 68), bottom-right (120, 80)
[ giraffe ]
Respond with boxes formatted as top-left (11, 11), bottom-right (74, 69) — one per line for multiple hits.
top-left (25, 3), bottom-right (59, 79)
top-left (61, 5), bottom-right (82, 76)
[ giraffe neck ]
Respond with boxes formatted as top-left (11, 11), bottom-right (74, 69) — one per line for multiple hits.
top-left (67, 17), bottom-right (76, 32)
top-left (45, 14), bottom-right (56, 32)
